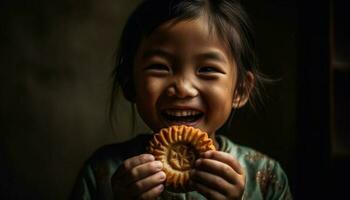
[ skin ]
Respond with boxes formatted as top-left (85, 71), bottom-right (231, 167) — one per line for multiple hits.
top-left (112, 17), bottom-right (252, 200)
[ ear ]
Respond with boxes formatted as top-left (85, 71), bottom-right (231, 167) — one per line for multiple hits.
top-left (232, 71), bottom-right (255, 108)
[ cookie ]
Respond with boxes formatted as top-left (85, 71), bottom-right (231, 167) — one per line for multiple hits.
top-left (148, 125), bottom-right (216, 192)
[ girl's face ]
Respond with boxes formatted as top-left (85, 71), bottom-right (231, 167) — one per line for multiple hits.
top-left (133, 17), bottom-right (244, 138)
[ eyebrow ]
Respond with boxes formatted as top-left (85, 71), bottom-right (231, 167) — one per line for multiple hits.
top-left (142, 49), bottom-right (227, 63)
top-left (195, 51), bottom-right (227, 63)
top-left (142, 49), bottom-right (173, 60)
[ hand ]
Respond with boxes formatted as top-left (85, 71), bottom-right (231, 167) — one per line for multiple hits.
top-left (111, 154), bottom-right (166, 200)
top-left (190, 151), bottom-right (245, 200)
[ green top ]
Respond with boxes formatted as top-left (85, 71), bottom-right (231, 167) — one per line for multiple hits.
top-left (70, 134), bottom-right (292, 200)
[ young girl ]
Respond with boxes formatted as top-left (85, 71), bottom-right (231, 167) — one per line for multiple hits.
top-left (71, 0), bottom-right (292, 199)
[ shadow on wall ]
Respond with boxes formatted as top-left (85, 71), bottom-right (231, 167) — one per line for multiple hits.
top-left (0, 0), bottom-right (145, 199)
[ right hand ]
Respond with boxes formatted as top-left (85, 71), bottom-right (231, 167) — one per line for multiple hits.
top-left (111, 154), bottom-right (166, 200)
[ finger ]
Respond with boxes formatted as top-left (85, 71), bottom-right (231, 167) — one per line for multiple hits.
top-left (191, 169), bottom-right (232, 195)
top-left (131, 171), bottom-right (166, 195)
top-left (190, 180), bottom-right (226, 200)
top-left (201, 151), bottom-right (244, 175)
top-left (195, 158), bottom-right (241, 185)
top-left (124, 154), bottom-right (155, 171)
top-left (126, 160), bottom-right (163, 184)
top-left (137, 184), bottom-right (164, 200)
top-left (114, 154), bottom-right (155, 179)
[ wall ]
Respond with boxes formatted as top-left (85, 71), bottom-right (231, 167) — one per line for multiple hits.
top-left (0, 1), bottom-right (144, 199)
top-left (229, 0), bottom-right (297, 195)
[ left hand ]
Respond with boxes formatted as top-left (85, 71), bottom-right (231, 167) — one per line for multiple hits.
top-left (189, 150), bottom-right (245, 200)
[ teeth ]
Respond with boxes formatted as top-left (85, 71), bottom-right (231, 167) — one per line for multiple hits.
top-left (165, 110), bottom-right (201, 117)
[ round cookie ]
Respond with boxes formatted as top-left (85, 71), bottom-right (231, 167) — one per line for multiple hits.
top-left (148, 125), bottom-right (216, 192)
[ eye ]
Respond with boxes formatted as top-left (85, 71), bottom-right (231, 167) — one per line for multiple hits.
top-left (145, 64), bottom-right (169, 71)
top-left (197, 66), bottom-right (226, 79)
top-left (198, 66), bottom-right (221, 73)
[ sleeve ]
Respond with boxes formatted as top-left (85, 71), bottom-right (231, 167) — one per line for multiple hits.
top-left (264, 161), bottom-right (293, 200)
top-left (69, 136), bottom-right (150, 200)
top-left (70, 164), bottom-right (97, 200)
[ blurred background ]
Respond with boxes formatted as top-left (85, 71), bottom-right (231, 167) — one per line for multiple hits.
top-left (0, 0), bottom-right (348, 199)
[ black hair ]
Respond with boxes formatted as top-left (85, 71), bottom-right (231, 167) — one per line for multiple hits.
top-left (110, 0), bottom-right (267, 129)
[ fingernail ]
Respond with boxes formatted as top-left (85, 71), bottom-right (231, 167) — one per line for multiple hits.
top-left (146, 154), bottom-right (155, 160)
top-left (159, 171), bottom-right (166, 180)
top-left (158, 184), bottom-right (164, 191)
top-left (204, 151), bottom-right (211, 157)
top-left (195, 159), bottom-right (201, 166)
top-left (155, 161), bottom-right (163, 170)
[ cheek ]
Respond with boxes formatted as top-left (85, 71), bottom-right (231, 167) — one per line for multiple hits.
top-left (135, 77), bottom-right (166, 107)
top-left (203, 81), bottom-right (234, 108)
top-left (212, 88), bottom-right (233, 115)
top-left (202, 81), bottom-right (235, 126)
top-left (134, 77), bottom-right (168, 131)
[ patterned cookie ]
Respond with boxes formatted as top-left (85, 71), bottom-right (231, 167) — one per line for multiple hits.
top-left (148, 125), bottom-right (216, 192)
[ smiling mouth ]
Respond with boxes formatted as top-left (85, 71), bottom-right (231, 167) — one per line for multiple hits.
top-left (161, 109), bottom-right (204, 124)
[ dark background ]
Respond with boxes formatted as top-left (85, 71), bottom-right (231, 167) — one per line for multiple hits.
top-left (1, 0), bottom-right (348, 199)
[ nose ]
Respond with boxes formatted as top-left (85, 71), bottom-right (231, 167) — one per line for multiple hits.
top-left (166, 76), bottom-right (199, 98)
